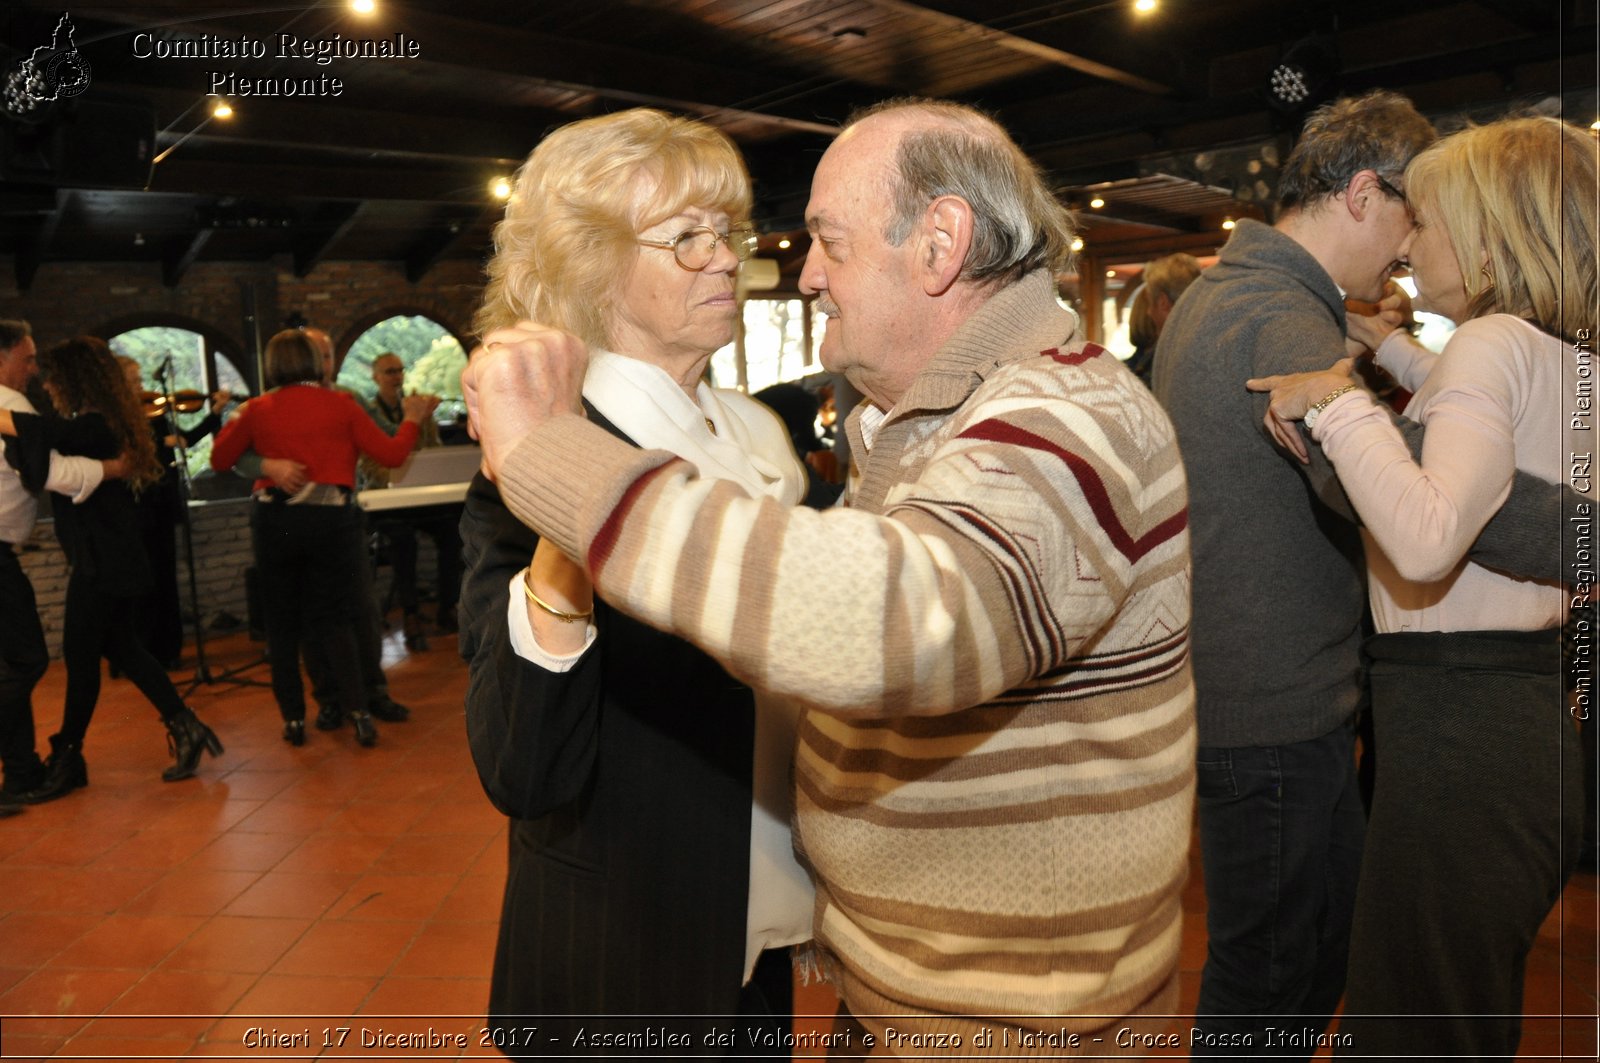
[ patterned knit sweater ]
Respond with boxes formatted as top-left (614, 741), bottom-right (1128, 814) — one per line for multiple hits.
top-left (495, 271), bottom-right (1195, 1051)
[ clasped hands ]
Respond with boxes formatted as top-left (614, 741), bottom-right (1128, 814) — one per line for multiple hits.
top-left (461, 322), bottom-right (589, 482)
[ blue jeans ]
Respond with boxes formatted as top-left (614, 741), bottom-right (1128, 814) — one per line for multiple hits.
top-left (1193, 721), bottom-right (1365, 1059)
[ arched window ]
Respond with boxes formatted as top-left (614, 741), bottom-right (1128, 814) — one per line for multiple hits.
top-left (106, 324), bottom-right (250, 479)
top-left (336, 314), bottom-right (467, 431)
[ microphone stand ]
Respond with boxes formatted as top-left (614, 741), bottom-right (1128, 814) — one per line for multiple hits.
top-left (155, 359), bottom-right (269, 697)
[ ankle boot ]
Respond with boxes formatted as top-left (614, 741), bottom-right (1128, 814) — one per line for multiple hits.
top-left (163, 708), bottom-right (224, 782)
top-left (350, 711), bottom-right (378, 747)
top-left (23, 735), bottom-right (88, 804)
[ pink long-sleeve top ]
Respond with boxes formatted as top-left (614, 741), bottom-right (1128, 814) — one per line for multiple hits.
top-left (1311, 314), bottom-right (1583, 634)
top-left (212, 384), bottom-right (418, 490)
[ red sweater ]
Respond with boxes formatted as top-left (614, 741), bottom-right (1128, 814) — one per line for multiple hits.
top-left (212, 384), bottom-right (418, 489)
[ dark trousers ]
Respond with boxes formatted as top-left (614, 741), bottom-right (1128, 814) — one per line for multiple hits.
top-left (251, 502), bottom-right (368, 723)
top-left (1339, 629), bottom-right (1583, 1057)
top-left (375, 512), bottom-right (462, 615)
top-left (304, 510), bottom-right (387, 713)
top-left (134, 511), bottom-right (183, 665)
top-left (0, 543), bottom-right (48, 785)
top-left (58, 569), bottom-right (187, 744)
top-left (1193, 720), bottom-right (1366, 1059)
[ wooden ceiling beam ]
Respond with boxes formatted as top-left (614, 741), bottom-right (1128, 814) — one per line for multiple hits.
top-left (865, 0), bottom-right (1173, 95)
top-left (161, 229), bottom-right (212, 288)
top-left (147, 156), bottom-right (491, 203)
top-left (12, 191), bottom-right (71, 292)
top-left (63, 4), bottom-right (840, 137)
top-left (292, 203), bottom-right (364, 279)
top-left (404, 207), bottom-right (491, 285)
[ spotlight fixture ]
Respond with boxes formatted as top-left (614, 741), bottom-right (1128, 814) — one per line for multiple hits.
top-left (1221, 217), bottom-right (1236, 231)
top-left (777, 238), bottom-right (791, 250)
top-left (489, 176), bottom-right (512, 200)
top-left (1133, 0), bottom-right (1157, 12)
top-left (1105, 269), bottom-right (1116, 278)
top-left (1089, 196), bottom-right (1105, 210)
top-left (351, 0), bottom-right (377, 12)
top-left (1070, 237), bottom-right (1084, 252)
top-left (1592, 118), bottom-right (1600, 132)
top-left (1267, 35), bottom-right (1339, 113)
top-left (211, 99), bottom-right (233, 120)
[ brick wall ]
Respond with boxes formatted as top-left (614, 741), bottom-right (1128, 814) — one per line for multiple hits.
top-left (0, 255), bottom-right (486, 377)
top-left (17, 496), bottom-right (440, 659)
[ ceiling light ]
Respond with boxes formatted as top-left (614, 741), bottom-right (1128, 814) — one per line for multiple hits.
top-left (777, 238), bottom-right (791, 250)
top-left (1089, 196), bottom-right (1105, 210)
top-left (1105, 269), bottom-right (1116, 278)
top-left (1133, 0), bottom-right (1158, 12)
top-left (490, 177), bottom-right (512, 200)
top-left (1222, 217), bottom-right (1236, 230)
top-left (1070, 237), bottom-right (1084, 252)
top-left (211, 100), bottom-right (233, 119)
top-left (1267, 36), bottom-right (1339, 113)
top-left (1592, 118), bottom-right (1600, 132)
top-left (350, 0), bottom-right (377, 12)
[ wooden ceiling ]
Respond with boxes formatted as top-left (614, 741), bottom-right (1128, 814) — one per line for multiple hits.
top-left (1, 0), bottom-right (1593, 290)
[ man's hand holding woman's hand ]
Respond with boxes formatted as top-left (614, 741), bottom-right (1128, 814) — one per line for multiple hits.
top-left (463, 322), bottom-right (589, 482)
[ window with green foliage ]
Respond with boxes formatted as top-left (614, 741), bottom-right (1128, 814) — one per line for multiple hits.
top-left (107, 325), bottom-right (249, 480)
top-left (336, 315), bottom-right (468, 428)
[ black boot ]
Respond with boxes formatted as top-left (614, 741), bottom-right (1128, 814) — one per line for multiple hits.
top-left (163, 708), bottom-right (223, 782)
top-left (22, 735), bottom-right (88, 804)
top-left (350, 711), bottom-right (378, 747)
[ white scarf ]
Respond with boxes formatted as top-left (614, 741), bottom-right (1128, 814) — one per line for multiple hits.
top-left (582, 349), bottom-right (805, 507)
top-left (582, 347), bottom-right (814, 980)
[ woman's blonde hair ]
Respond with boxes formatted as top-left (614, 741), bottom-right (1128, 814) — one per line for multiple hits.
top-left (1405, 116), bottom-right (1597, 344)
top-left (476, 109), bottom-right (753, 348)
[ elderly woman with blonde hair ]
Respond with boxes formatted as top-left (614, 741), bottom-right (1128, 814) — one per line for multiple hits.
top-left (1249, 116), bottom-right (1596, 1056)
top-left (459, 108), bottom-right (814, 1053)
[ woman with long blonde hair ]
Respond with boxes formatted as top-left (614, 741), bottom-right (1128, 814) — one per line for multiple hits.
top-left (1250, 116), bottom-right (1596, 1056)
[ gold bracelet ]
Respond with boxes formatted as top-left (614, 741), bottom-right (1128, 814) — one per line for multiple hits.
top-left (522, 569), bottom-right (593, 623)
top-left (1303, 384), bottom-right (1358, 432)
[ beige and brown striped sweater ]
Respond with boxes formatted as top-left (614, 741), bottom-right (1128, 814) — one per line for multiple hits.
top-left (497, 271), bottom-right (1195, 1053)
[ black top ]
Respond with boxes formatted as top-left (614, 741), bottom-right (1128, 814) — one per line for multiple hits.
top-left (6, 411), bottom-right (152, 597)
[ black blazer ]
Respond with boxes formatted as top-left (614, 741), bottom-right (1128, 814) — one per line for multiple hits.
top-left (458, 409), bottom-right (758, 1045)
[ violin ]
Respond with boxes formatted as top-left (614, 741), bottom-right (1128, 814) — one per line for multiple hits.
top-left (141, 390), bottom-right (211, 418)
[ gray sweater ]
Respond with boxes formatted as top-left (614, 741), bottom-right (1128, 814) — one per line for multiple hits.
top-left (1153, 220), bottom-right (1573, 746)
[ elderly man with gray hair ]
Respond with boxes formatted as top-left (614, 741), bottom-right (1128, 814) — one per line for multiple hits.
top-left (464, 97), bottom-right (1196, 1051)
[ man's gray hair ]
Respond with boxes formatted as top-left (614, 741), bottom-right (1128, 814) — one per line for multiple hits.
top-left (1276, 90), bottom-right (1436, 213)
top-left (850, 98), bottom-right (1076, 283)
top-left (0, 319), bottom-right (32, 351)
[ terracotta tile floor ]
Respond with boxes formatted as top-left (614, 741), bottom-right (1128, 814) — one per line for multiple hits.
top-left (0, 628), bottom-right (1594, 1059)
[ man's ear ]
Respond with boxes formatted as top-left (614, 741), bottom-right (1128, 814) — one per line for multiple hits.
top-left (1344, 170), bottom-right (1379, 224)
top-left (920, 195), bottom-right (974, 296)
